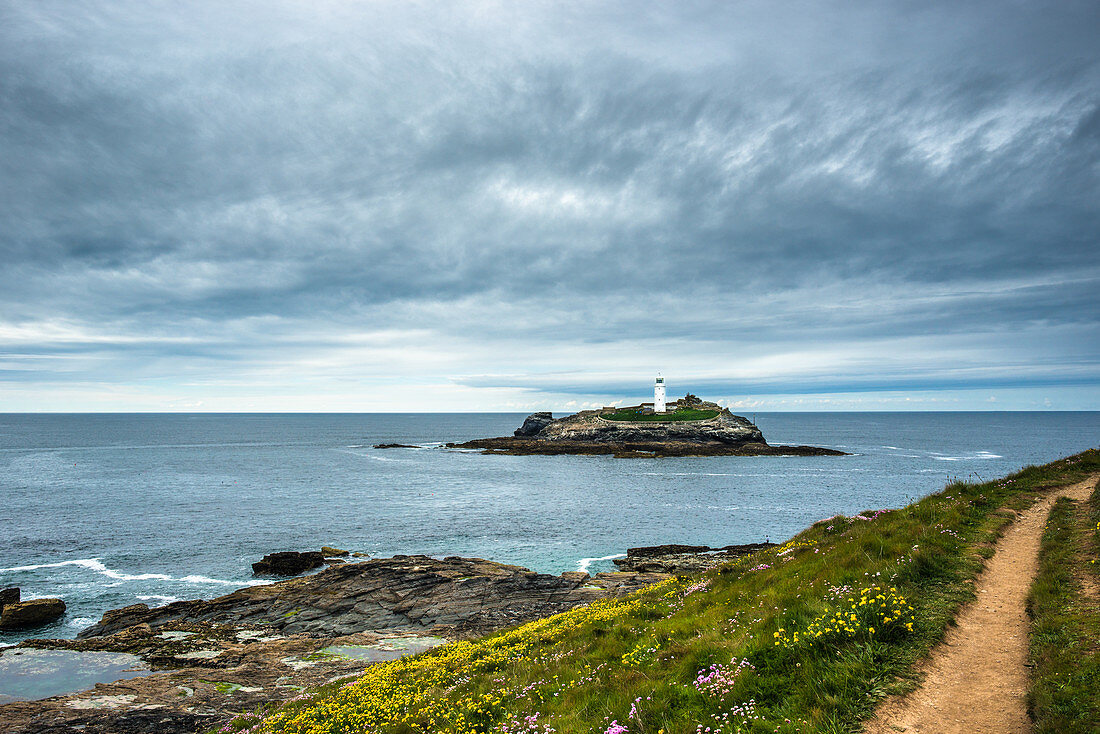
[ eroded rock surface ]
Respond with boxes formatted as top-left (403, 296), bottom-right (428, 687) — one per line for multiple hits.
top-left (614, 542), bottom-right (776, 573)
top-left (80, 556), bottom-right (663, 640)
top-left (2, 628), bottom-right (445, 734)
top-left (2, 556), bottom-right (668, 733)
top-left (514, 412), bottom-right (554, 436)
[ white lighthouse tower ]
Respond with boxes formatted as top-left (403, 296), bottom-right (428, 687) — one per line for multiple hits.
top-left (654, 374), bottom-right (666, 413)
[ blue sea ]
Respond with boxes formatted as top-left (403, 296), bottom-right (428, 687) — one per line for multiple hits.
top-left (1, 412), bottom-right (1098, 646)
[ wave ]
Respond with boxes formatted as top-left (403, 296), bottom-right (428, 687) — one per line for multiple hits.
top-left (135, 595), bottom-right (180, 604)
top-left (66, 617), bottom-right (96, 630)
top-left (0, 558), bottom-right (110, 573)
top-left (104, 570), bottom-right (171, 581)
top-left (576, 553), bottom-right (626, 574)
top-left (0, 558), bottom-right (266, 588)
top-left (641, 472), bottom-right (734, 477)
top-left (178, 574), bottom-right (269, 586)
top-left (931, 451), bottom-right (1002, 462)
top-left (334, 448), bottom-right (408, 462)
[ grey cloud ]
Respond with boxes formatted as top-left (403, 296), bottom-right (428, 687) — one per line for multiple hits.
top-left (0, 0), bottom-right (1097, 402)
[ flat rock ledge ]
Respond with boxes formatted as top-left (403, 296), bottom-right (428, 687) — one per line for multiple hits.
top-left (614, 542), bottom-right (777, 574)
top-left (77, 555), bottom-right (662, 641)
top-left (443, 403), bottom-right (845, 457)
top-left (1, 556), bottom-right (666, 734)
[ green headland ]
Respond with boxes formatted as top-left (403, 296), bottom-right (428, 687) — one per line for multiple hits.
top-left (218, 450), bottom-right (1100, 734)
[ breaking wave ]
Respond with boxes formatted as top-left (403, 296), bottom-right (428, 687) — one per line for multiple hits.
top-left (0, 559), bottom-right (266, 587)
top-left (576, 553), bottom-right (626, 574)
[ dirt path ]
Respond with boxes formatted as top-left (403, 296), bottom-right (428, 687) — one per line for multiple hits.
top-left (864, 474), bottom-right (1099, 734)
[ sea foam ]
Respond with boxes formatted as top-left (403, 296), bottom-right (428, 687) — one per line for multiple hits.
top-left (0, 558), bottom-right (263, 588)
top-left (576, 553), bottom-right (626, 574)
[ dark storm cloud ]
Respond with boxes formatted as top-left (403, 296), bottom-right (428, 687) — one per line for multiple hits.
top-left (0, 0), bottom-right (1098, 405)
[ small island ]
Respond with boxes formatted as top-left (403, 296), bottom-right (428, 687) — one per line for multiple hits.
top-left (445, 377), bottom-right (845, 458)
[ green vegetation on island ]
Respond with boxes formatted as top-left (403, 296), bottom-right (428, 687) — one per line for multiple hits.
top-left (601, 407), bottom-right (720, 422)
top-left (1027, 476), bottom-right (1100, 733)
top-left (220, 450), bottom-right (1100, 734)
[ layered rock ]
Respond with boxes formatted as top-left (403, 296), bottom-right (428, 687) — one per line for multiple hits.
top-left (614, 542), bottom-right (776, 574)
top-left (2, 555), bottom-right (669, 733)
top-left (80, 556), bottom-right (664, 641)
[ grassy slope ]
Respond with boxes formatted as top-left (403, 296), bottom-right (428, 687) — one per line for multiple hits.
top-left (223, 450), bottom-right (1100, 734)
top-left (601, 408), bottom-right (720, 422)
top-left (1027, 471), bottom-right (1100, 732)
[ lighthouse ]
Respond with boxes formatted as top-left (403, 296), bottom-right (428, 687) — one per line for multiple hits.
top-left (654, 374), bottom-right (666, 413)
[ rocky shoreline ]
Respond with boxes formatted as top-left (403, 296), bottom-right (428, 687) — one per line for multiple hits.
top-left (0, 554), bottom-right (676, 734)
top-left (0, 542), bottom-right (774, 733)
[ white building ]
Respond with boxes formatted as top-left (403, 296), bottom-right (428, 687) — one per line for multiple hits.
top-left (654, 374), bottom-right (666, 413)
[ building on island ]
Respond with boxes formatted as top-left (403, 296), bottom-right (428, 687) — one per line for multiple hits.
top-left (654, 374), bottom-right (666, 413)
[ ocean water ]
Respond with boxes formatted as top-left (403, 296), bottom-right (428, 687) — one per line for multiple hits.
top-left (1, 411), bottom-right (1097, 646)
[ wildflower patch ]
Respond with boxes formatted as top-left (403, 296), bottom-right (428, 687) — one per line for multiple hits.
top-left (774, 585), bottom-right (915, 649)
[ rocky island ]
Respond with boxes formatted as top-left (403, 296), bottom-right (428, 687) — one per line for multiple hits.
top-left (446, 394), bottom-right (845, 457)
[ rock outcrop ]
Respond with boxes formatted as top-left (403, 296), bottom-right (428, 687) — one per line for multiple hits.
top-left (0, 597), bottom-right (66, 629)
top-left (613, 542), bottom-right (776, 574)
top-left (514, 412), bottom-right (554, 436)
top-left (251, 551), bottom-right (325, 576)
top-left (80, 556), bottom-right (664, 641)
top-left (451, 399), bottom-right (844, 457)
top-left (2, 555), bottom-right (669, 733)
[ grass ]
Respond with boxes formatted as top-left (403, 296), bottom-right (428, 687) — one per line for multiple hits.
top-left (216, 450), bottom-right (1100, 734)
top-left (601, 407), bottom-right (720, 422)
top-left (1027, 472), bottom-right (1100, 732)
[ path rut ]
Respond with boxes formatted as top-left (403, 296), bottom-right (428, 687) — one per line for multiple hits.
top-left (864, 474), bottom-right (1099, 734)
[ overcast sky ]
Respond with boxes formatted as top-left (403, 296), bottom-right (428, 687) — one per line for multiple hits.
top-left (1, 0), bottom-right (1098, 412)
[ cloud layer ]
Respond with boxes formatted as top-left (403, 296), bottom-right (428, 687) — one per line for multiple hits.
top-left (1, 0), bottom-right (1098, 410)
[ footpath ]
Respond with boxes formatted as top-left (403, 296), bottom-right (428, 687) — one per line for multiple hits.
top-left (865, 474), bottom-right (1099, 734)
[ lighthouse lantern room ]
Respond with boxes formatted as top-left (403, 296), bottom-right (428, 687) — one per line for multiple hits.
top-left (654, 374), bottom-right (666, 413)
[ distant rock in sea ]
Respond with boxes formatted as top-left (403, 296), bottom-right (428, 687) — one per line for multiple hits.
top-left (251, 551), bottom-right (325, 576)
top-left (0, 596), bottom-right (66, 630)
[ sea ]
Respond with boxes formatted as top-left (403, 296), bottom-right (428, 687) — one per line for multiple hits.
top-left (1, 411), bottom-right (1098, 647)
